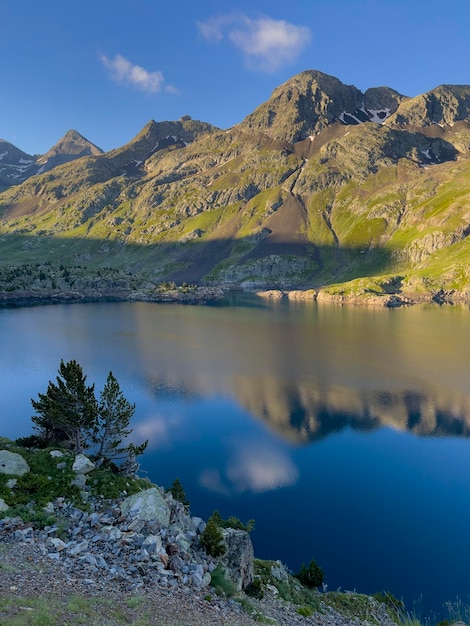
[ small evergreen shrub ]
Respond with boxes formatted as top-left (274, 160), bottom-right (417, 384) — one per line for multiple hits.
top-left (200, 515), bottom-right (226, 557)
top-left (295, 559), bottom-right (324, 588)
top-left (210, 509), bottom-right (255, 532)
top-left (168, 477), bottom-right (189, 506)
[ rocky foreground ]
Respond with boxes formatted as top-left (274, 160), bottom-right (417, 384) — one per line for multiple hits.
top-left (0, 447), bottom-right (404, 626)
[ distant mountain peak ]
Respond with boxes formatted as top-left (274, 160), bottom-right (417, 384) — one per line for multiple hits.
top-left (238, 69), bottom-right (407, 142)
top-left (36, 129), bottom-right (103, 171)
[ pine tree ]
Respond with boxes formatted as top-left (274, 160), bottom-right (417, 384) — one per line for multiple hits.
top-left (93, 371), bottom-right (147, 466)
top-left (31, 359), bottom-right (97, 453)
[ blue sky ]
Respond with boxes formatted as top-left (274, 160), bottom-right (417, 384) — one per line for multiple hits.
top-left (1, 0), bottom-right (469, 155)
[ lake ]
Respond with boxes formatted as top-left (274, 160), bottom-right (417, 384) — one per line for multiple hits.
top-left (1, 296), bottom-right (470, 618)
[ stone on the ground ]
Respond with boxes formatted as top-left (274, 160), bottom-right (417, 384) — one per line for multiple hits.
top-left (72, 454), bottom-right (95, 474)
top-left (121, 487), bottom-right (170, 525)
top-left (70, 474), bottom-right (87, 488)
top-left (0, 497), bottom-right (9, 512)
top-left (49, 450), bottom-right (64, 458)
top-left (0, 450), bottom-right (30, 476)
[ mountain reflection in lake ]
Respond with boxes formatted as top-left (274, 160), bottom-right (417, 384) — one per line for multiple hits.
top-left (1, 297), bottom-right (470, 618)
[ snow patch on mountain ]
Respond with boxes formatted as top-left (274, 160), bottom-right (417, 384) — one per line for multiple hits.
top-left (339, 106), bottom-right (392, 126)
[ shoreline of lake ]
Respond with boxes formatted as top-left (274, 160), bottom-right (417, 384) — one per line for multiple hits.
top-left (256, 287), bottom-right (470, 307)
top-left (0, 286), bottom-right (225, 308)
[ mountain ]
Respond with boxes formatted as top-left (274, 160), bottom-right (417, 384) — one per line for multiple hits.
top-left (0, 129), bottom-right (103, 191)
top-left (238, 69), bottom-right (407, 141)
top-left (35, 129), bottom-right (103, 173)
top-left (0, 140), bottom-right (37, 190)
top-left (1, 71), bottom-right (470, 303)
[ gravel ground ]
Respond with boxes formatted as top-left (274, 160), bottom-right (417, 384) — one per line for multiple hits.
top-left (0, 539), bottom-right (399, 626)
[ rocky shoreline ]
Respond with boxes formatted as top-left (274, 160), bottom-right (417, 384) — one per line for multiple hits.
top-left (256, 287), bottom-right (470, 308)
top-left (0, 286), bottom-right (225, 308)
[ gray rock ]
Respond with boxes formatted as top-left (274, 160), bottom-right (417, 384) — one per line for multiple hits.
top-left (100, 526), bottom-right (122, 542)
top-left (72, 454), bottom-right (95, 474)
top-left (270, 560), bottom-right (289, 583)
top-left (189, 564), bottom-right (204, 586)
top-left (142, 534), bottom-right (162, 554)
top-left (49, 450), bottom-right (64, 458)
top-left (0, 450), bottom-right (30, 476)
top-left (174, 531), bottom-right (191, 552)
top-left (70, 474), bottom-right (87, 488)
top-left (5, 479), bottom-right (17, 489)
top-left (219, 528), bottom-right (254, 591)
top-left (0, 497), bottom-right (9, 512)
top-left (121, 488), bottom-right (170, 525)
top-left (191, 516), bottom-right (205, 533)
top-left (68, 540), bottom-right (89, 556)
top-left (95, 555), bottom-right (109, 569)
top-left (49, 538), bottom-right (67, 551)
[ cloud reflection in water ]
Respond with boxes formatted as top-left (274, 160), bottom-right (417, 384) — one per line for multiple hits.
top-left (200, 439), bottom-right (298, 495)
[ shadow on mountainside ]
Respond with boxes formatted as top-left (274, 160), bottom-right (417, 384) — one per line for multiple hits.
top-left (0, 232), bottom-right (394, 288)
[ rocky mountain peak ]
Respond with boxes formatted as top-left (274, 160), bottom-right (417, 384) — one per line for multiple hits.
top-left (238, 69), bottom-right (407, 142)
top-left (36, 129), bottom-right (103, 172)
top-left (387, 84), bottom-right (470, 128)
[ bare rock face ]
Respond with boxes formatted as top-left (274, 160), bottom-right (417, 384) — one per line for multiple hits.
top-left (0, 450), bottom-right (30, 476)
top-left (219, 528), bottom-right (254, 591)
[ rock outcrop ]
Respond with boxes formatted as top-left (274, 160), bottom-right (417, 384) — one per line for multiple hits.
top-left (219, 528), bottom-right (255, 591)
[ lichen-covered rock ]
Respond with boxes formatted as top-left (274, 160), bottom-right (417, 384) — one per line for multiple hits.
top-left (0, 450), bottom-right (30, 476)
top-left (72, 454), bottom-right (95, 474)
top-left (121, 487), bottom-right (170, 525)
top-left (219, 528), bottom-right (254, 591)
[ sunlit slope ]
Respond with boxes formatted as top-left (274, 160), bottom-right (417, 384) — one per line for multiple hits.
top-left (1, 70), bottom-right (470, 297)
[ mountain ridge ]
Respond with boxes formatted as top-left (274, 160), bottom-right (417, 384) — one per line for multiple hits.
top-left (1, 69), bottom-right (470, 304)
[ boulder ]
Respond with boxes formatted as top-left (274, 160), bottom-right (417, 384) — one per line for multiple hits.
top-left (72, 454), bottom-right (95, 474)
top-left (49, 450), bottom-right (64, 458)
top-left (0, 450), bottom-right (30, 476)
top-left (71, 474), bottom-right (87, 488)
top-left (121, 488), bottom-right (170, 526)
top-left (0, 497), bottom-right (9, 512)
top-left (219, 528), bottom-right (254, 591)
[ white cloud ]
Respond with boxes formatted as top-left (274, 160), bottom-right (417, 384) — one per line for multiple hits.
top-left (100, 54), bottom-right (175, 93)
top-left (197, 13), bottom-right (312, 72)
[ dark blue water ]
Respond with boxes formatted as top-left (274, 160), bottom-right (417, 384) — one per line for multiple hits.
top-left (1, 298), bottom-right (470, 619)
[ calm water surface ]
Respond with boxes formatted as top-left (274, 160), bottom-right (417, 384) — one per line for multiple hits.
top-left (1, 297), bottom-right (470, 617)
